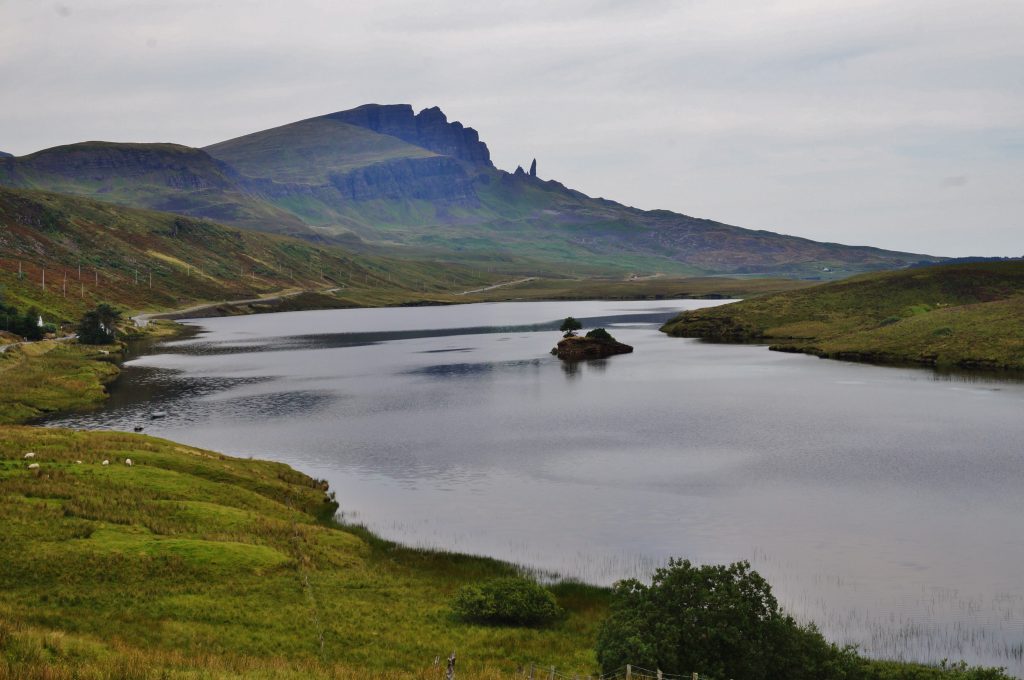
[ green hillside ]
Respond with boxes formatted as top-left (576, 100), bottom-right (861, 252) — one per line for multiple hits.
top-left (205, 117), bottom-right (437, 184)
top-left (0, 142), bottom-right (313, 235)
top-left (0, 187), bottom-right (493, 326)
top-left (0, 426), bottom-right (605, 678)
top-left (661, 261), bottom-right (1024, 371)
top-left (0, 105), bottom-right (941, 278)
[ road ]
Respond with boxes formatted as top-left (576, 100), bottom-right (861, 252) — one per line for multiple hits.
top-left (457, 277), bottom-right (538, 296)
top-left (132, 287), bottom-right (342, 327)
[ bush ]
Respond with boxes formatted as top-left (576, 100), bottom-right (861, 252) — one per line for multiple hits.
top-left (452, 577), bottom-right (562, 626)
top-left (596, 559), bottom-right (859, 680)
top-left (596, 560), bottom-right (1013, 680)
top-left (585, 328), bottom-right (614, 341)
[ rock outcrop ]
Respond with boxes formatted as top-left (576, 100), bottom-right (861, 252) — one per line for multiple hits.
top-left (529, 159), bottom-right (537, 177)
top-left (552, 335), bottom-right (634, 361)
top-left (326, 104), bottom-right (492, 167)
top-left (0, 151), bottom-right (12, 158)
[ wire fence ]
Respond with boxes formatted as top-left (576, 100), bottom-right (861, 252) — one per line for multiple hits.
top-left (428, 655), bottom-right (718, 680)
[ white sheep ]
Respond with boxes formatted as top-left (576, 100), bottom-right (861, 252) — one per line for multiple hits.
top-left (75, 460), bottom-right (82, 464)
top-left (101, 459), bottom-right (109, 466)
top-left (27, 463), bottom-right (39, 469)
top-left (23, 452), bottom-right (35, 459)
top-left (124, 458), bottom-right (133, 467)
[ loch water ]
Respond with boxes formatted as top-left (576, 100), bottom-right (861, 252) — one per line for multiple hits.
top-left (47, 300), bottom-right (1024, 675)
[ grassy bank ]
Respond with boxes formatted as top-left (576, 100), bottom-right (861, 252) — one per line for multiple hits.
top-left (0, 341), bottom-right (121, 424)
top-left (0, 426), bottom-right (607, 679)
top-left (1, 432), bottom-right (1013, 680)
top-left (661, 261), bottom-right (1024, 371)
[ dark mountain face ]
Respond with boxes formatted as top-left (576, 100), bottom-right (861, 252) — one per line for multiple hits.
top-left (325, 104), bottom-right (492, 166)
top-left (0, 105), bottom-right (943, 276)
top-left (6, 142), bottom-right (239, 190)
top-left (0, 151), bottom-right (12, 158)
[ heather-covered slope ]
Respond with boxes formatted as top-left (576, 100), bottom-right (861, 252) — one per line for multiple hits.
top-left (0, 187), bottom-right (490, 324)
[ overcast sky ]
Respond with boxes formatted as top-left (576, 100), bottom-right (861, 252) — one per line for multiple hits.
top-left (2, 0), bottom-right (1022, 256)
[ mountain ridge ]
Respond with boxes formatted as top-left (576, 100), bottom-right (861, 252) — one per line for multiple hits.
top-left (0, 104), bottom-right (943, 277)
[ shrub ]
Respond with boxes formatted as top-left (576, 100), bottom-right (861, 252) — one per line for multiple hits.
top-left (452, 577), bottom-right (562, 626)
top-left (585, 328), bottom-right (614, 341)
top-left (596, 559), bottom-right (858, 680)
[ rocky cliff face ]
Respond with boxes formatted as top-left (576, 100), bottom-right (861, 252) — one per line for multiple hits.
top-left (326, 104), bottom-right (492, 167)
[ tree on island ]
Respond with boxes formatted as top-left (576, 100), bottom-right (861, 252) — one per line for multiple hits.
top-left (560, 316), bottom-right (582, 337)
top-left (77, 303), bottom-right (122, 345)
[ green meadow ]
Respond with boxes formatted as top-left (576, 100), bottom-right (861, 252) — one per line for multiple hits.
top-left (0, 426), bottom-right (607, 679)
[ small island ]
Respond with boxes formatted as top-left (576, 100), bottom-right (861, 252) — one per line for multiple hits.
top-left (552, 318), bottom-right (634, 360)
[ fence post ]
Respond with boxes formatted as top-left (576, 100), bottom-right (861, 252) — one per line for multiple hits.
top-left (626, 665), bottom-right (632, 680)
top-left (692, 674), bottom-right (698, 680)
top-left (445, 650), bottom-right (456, 680)
top-left (657, 671), bottom-right (663, 680)
top-left (529, 664), bottom-right (535, 680)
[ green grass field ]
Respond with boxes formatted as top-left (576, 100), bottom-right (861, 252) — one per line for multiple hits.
top-left (0, 426), bottom-right (607, 679)
top-left (661, 262), bottom-right (1024, 371)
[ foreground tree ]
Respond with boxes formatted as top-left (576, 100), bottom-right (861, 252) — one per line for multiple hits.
top-left (77, 303), bottom-right (122, 345)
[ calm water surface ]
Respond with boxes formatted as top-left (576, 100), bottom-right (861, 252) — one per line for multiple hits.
top-left (48, 300), bottom-right (1024, 674)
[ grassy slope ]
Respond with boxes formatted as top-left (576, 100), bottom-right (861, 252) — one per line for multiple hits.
top-left (464, 275), bottom-right (813, 302)
top-left (0, 186), bottom-right (495, 324)
top-left (661, 261), bottom-right (1024, 370)
top-left (0, 341), bottom-right (121, 424)
top-left (204, 118), bottom-right (437, 184)
top-left (0, 427), bottom-right (606, 679)
top-left (0, 142), bottom-right (312, 235)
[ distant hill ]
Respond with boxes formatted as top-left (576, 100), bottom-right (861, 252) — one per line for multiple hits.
top-left (0, 151), bottom-right (12, 158)
top-left (0, 142), bottom-right (316, 236)
top-left (0, 104), bottom-right (941, 277)
top-left (661, 261), bottom-right (1024, 371)
top-left (0, 187), bottom-right (489, 323)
